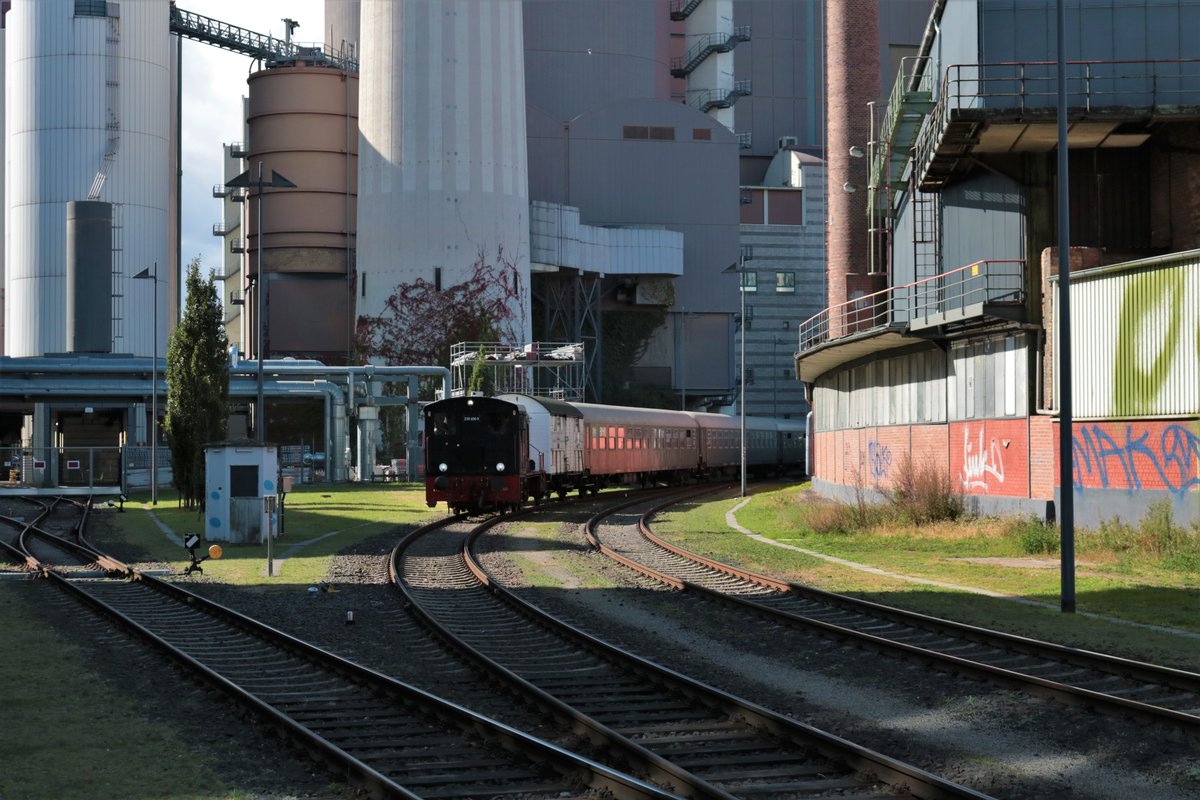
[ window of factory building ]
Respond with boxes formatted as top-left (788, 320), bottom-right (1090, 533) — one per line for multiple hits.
top-left (775, 272), bottom-right (796, 293)
top-left (623, 125), bottom-right (675, 141)
top-left (75, 0), bottom-right (106, 16)
top-left (741, 272), bottom-right (757, 293)
top-left (693, 128), bottom-right (711, 140)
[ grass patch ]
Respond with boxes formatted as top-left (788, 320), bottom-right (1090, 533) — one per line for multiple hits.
top-left (110, 483), bottom-right (438, 586)
top-left (653, 483), bottom-right (1200, 669)
top-left (0, 582), bottom-right (228, 800)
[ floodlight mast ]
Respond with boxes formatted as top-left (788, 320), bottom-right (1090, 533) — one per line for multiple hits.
top-left (225, 162), bottom-right (296, 444)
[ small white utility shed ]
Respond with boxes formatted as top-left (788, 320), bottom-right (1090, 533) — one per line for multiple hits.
top-left (204, 440), bottom-right (279, 544)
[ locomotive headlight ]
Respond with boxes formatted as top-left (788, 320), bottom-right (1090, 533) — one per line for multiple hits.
top-left (438, 463), bottom-right (448, 473)
top-left (496, 462), bottom-right (506, 472)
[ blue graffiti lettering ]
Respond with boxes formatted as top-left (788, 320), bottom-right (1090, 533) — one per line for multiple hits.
top-left (1073, 423), bottom-right (1200, 493)
top-left (867, 441), bottom-right (892, 480)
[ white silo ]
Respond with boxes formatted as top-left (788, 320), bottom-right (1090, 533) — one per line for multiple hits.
top-left (324, 0), bottom-right (360, 61)
top-left (357, 0), bottom-right (531, 346)
top-left (0, 0), bottom-right (8, 354)
top-left (4, 0), bottom-right (169, 358)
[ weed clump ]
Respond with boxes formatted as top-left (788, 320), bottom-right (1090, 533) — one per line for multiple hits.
top-left (804, 453), bottom-right (965, 534)
top-left (1080, 499), bottom-right (1199, 568)
top-left (888, 452), bottom-right (964, 525)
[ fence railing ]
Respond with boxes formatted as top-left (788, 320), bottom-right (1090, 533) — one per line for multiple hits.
top-left (915, 58), bottom-right (1200, 187)
top-left (2, 447), bottom-right (126, 489)
top-left (0, 444), bottom-right (332, 490)
top-left (798, 260), bottom-right (1026, 352)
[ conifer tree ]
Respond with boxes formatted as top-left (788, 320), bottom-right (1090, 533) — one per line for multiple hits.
top-left (165, 258), bottom-right (230, 509)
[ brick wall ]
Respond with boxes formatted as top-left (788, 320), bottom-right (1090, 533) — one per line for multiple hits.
top-left (1066, 419), bottom-right (1200, 494)
top-left (1029, 415), bottom-right (1055, 500)
top-left (911, 424), bottom-right (949, 476)
top-left (949, 419), bottom-right (1030, 498)
top-left (815, 415), bottom-right (1198, 521)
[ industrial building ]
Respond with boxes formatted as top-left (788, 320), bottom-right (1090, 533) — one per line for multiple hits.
top-left (799, 0), bottom-right (1200, 527)
top-left (1, 0), bottom-right (927, 491)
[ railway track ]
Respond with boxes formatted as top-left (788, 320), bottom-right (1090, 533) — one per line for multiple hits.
top-left (0, 496), bottom-right (681, 800)
top-left (394, 492), bottom-right (992, 800)
top-left (585, 490), bottom-right (1200, 732)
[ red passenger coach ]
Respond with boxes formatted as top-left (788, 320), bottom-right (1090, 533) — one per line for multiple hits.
top-left (424, 396), bottom-right (531, 513)
top-left (426, 393), bottom-right (807, 514)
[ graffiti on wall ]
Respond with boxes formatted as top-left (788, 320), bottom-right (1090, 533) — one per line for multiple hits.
top-left (1110, 265), bottom-right (1197, 416)
top-left (1074, 423), bottom-right (1200, 493)
top-left (961, 427), bottom-right (1006, 492)
top-left (866, 441), bottom-right (892, 480)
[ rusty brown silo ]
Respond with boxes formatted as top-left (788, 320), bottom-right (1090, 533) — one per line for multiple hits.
top-left (825, 0), bottom-right (881, 333)
top-left (245, 63), bottom-right (358, 364)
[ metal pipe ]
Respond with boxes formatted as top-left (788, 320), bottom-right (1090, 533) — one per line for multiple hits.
top-left (906, 0), bottom-right (949, 92)
top-left (151, 266), bottom-right (158, 504)
top-left (3, 357), bottom-right (452, 399)
top-left (739, 260), bottom-right (747, 498)
top-left (256, 161), bottom-right (265, 443)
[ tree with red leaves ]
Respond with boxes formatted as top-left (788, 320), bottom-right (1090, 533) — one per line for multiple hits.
top-left (355, 247), bottom-right (526, 369)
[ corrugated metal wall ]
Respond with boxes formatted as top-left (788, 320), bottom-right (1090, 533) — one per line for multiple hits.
top-left (1060, 252), bottom-right (1200, 418)
top-left (981, 0), bottom-right (1200, 66)
top-left (814, 333), bottom-right (1032, 433)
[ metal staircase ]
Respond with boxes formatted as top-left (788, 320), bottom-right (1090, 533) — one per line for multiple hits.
top-left (669, 0), bottom-right (705, 21)
top-left (690, 79), bottom-right (752, 113)
top-left (670, 27), bottom-right (751, 78)
top-left (867, 56), bottom-right (934, 219)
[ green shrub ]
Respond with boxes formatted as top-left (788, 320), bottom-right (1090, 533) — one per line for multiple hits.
top-left (1012, 517), bottom-right (1059, 555)
top-left (1136, 499), bottom-right (1189, 559)
top-left (1079, 500), bottom-right (1200, 569)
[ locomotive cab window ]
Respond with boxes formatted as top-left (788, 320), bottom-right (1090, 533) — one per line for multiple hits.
top-left (431, 412), bottom-right (456, 436)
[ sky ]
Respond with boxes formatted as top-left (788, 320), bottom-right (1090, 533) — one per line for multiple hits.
top-left (178, 0), bottom-right (325, 277)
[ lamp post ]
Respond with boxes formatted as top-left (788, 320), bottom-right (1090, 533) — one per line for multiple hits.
top-left (724, 246), bottom-right (753, 498)
top-left (132, 263), bottom-right (158, 505)
top-left (226, 161), bottom-right (296, 444)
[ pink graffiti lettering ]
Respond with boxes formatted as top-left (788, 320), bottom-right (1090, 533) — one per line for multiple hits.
top-left (962, 428), bottom-right (1006, 491)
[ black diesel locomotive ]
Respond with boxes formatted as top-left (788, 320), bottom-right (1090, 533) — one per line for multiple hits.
top-left (425, 394), bottom-right (805, 514)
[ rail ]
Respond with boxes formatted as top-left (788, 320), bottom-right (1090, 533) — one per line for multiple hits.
top-left (915, 58), bottom-right (1200, 188)
top-left (798, 259), bottom-right (1025, 351)
top-left (170, 6), bottom-right (358, 72)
